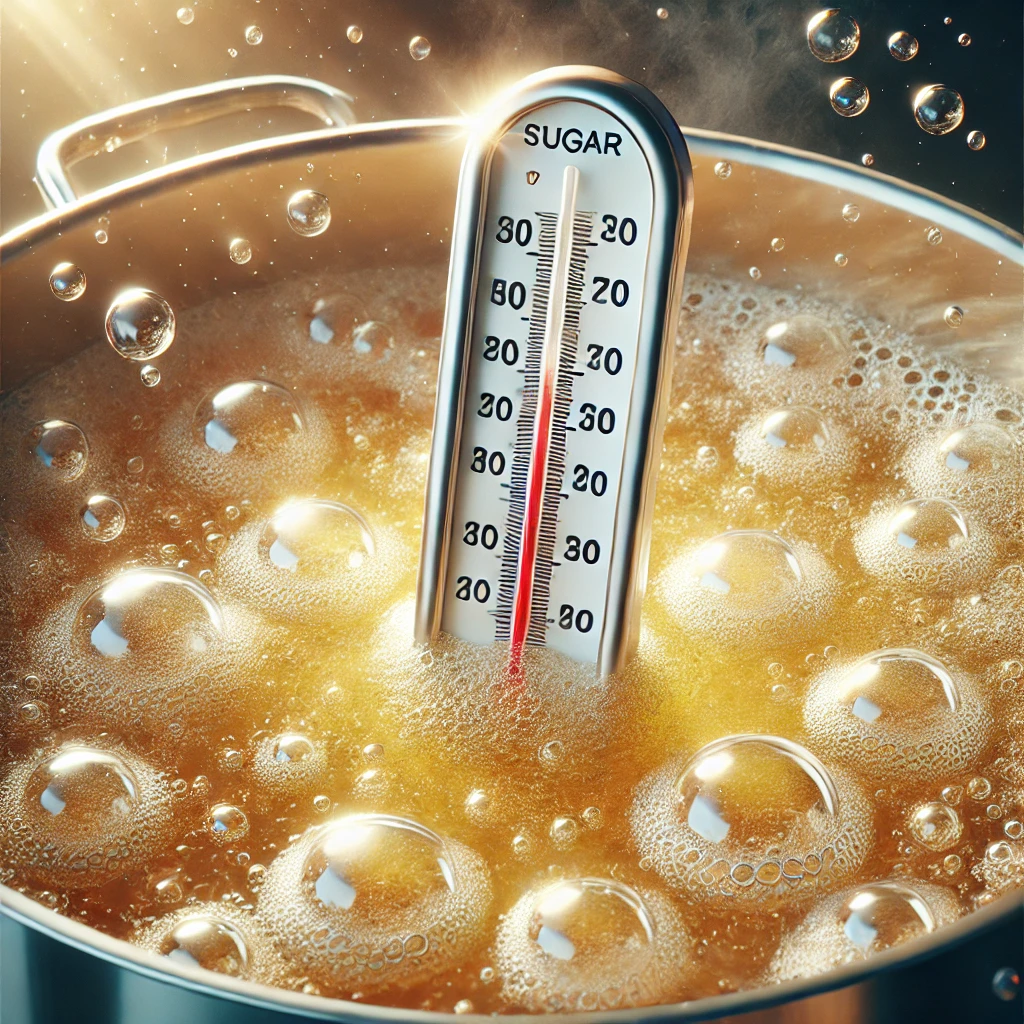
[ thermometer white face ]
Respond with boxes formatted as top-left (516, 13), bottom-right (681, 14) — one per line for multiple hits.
top-left (417, 66), bottom-right (693, 677)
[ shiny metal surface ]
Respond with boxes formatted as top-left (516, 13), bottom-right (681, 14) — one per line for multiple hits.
top-left (414, 65), bottom-right (693, 677)
top-left (1, 85), bottom-right (1022, 1022)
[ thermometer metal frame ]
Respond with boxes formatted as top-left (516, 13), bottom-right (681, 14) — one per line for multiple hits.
top-left (416, 65), bottom-right (693, 677)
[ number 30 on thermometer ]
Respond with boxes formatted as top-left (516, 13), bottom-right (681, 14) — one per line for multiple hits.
top-left (416, 66), bottom-right (693, 678)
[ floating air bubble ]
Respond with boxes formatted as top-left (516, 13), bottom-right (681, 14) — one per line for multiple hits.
top-left (807, 9), bottom-right (860, 62)
top-left (105, 288), bottom-right (176, 360)
top-left (632, 735), bottom-right (872, 906)
top-left (26, 420), bottom-right (88, 480)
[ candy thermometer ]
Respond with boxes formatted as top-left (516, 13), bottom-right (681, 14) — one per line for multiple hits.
top-left (416, 66), bottom-right (693, 677)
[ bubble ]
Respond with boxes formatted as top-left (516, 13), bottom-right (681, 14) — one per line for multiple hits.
top-left (409, 35), bottom-right (431, 60)
top-left (228, 238), bottom-right (252, 264)
top-left (0, 743), bottom-right (174, 888)
top-left (550, 816), bottom-right (579, 847)
top-left (94, 229), bottom-right (108, 244)
top-left (48, 262), bottom-right (86, 301)
top-left (807, 9), bottom-right (860, 62)
top-left (993, 967), bottom-right (1021, 1002)
top-left (26, 420), bottom-right (88, 480)
top-left (195, 380), bottom-right (304, 457)
top-left (209, 803), bottom-right (248, 842)
top-left (286, 190), bottom-right (331, 237)
top-left (632, 735), bottom-right (872, 906)
top-left (176, 7), bottom-right (194, 25)
top-left (770, 237), bottom-right (785, 252)
top-left (1004, 820), bottom-right (1024, 840)
top-left (957, 32), bottom-right (971, 46)
top-left (908, 802), bottom-right (962, 851)
top-left (346, 25), bottom-right (363, 43)
top-left (829, 77), bottom-right (869, 117)
top-left (76, 568), bottom-right (222, 661)
top-left (967, 776), bottom-right (992, 801)
top-left (853, 497), bottom-right (997, 592)
top-left (804, 648), bottom-right (992, 787)
top-left (252, 732), bottom-right (326, 801)
top-left (227, 47), bottom-right (238, 58)
top-left (656, 5), bottom-right (669, 17)
top-left (861, 153), bottom-right (875, 167)
top-left (757, 315), bottom-right (845, 373)
top-left (80, 494), bottom-right (126, 542)
top-left (140, 364), bottom-right (161, 387)
top-left (841, 203), bottom-right (860, 222)
top-left (888, 30), bottom-right (918, 60)
top-left (260, 500), bottom-right (373, 575)
top-left (748, 266), bottom-right (762, 280)
top-left (256, 814), bottom-right (491, 992)
top-left (713, 160), bottom-right (732, 179)
top-left (925, 226), bottom-right (943, 246)
top-left (967, 130), bottom-right (986, 151)
top-left (105, 288), bottom-right (176, 361)
top-left (913, 86), bottom-right (965, 136)
top-left (735, 407), bottom-right (853, 495)
top-left (658, 530), bottom-right (837, 649)
top-left (126, 455), bottom-right (144, 474)
top-left (245, 24), bottom-right (262, 45)
top-left (944, 305), bottom-right (964, 328)
top-left (135, 904), bottom-right (283, 983)
top-left (770, 881), bottom-right (961, 979)
top-left (495, 877), bottom-right (692, 1011)
top-left (313, 794), bottom-right (331, 813)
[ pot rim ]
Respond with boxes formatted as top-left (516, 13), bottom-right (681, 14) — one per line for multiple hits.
top-left (2, 884), bottom-right (1021, 1020)
top-left (1, 117), bottom-right (1022, 263)
top-left (2, 112), bottom-right (1022, 1019)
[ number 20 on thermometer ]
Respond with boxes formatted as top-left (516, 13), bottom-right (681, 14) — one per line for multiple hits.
top-left (416, 66), bottom-right (693, 678)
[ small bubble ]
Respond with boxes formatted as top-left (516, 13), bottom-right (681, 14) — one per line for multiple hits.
top-left (20, 702), bottom-right (43, 721)
top-left (512, 834), bottom-right (530, 855)
top-left (23, 674), bottom-right (41, 691)
top-left (888, 30), bottom-right (918, 60)
top-left (209, 803), bottom-right (248, 842)
top-left (770, 237), bottom-right (785, 252)
top-left (925, 226), bottom-right (943, 246)
top-left (967, 130), bottom-right (986, 151)
top-left (967, 776), bottom-right (992, 800)
top-left (94, 229), bottom-right (108, 244)
top-left (909, 802), bottom-right (962, 851)
top-left (807, 9), bottom-right (860, 62)
top-left (126, 456), bottom-right (144, 474)
top-left (550, 816), bottom-right (578, 847)
top-left (105, 288), bottom-right (175, 360)
top-left (49, 262), bottom-right (86, 301)
top-left (957, 32), bottom-right (971, 46)
top-left (944, 305), bottom-right (964, 328)
top-left (539, 740), bottom-right (564, 763)
top-left (987, 804), bottom-right (1003, 820)
top-left (861, 153), bottom-right (875, 167)
top-left (749, 266), bottom-right (762, 280)
top-left (225, 505), bottom-right (241, 521)
top-left (247, 863), bottom-right (267, 887)
top-left (286, 190), bottom-right (331, 237)
top-left (834, 253), bottom-right (849, 267)
top-left (221, 748), bottom-right (243, 770)
top-left (245, 24), bottom-right (262, 45)
top-left (829, 77), bottom-right (870, 117)
top-left (454, 1000), bottom-right (474, 1014)
top-left (409, 35), bottom-right (431, 60)
top-left (992, 967), bottom-right (1020, 1002)
top-left (943, 853), bottom-right (962, 874)
top-left (841, 203), bottom-right (861, 222)
top-left (942, 786), bottom-right (963, 806)
top-left (227, 47), bottom-right (238, 58)
top-left (81, 495), bottom-right (126, 542)
top-left (346, 25), bottom-right (363, 44)
top-left (480, 966), bottom-right (496, 983)
top-left (1004, 820), bottom-right (1023, 839)
top-left (140, 364), bottom-right (161, 387)
top-left (362, 742), bottom-right (385, 762)
top-left (582, 806), bottom-right (602, 827)
top-left (27, 420), bottom-right (88, 480)
top-left (176, 7), bottom-right (194, 25)
top-left (943, 16), bottom-right (952, 25)
top-left (228, 238), bottom-right (252, 264)
top-left (656, 7), bottom-right (669, 18)
top-left (714, 160), bottom-right (732, 179)
top-left (696, 444), bottom-right (719, 466)
top-left (313, 794), bottom-right (331, 813)
top-left (913, 85), bottom-right (964, 136)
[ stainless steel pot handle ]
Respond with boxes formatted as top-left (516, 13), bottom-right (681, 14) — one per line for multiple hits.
top-left (35, 75), bottom-right (355, 209)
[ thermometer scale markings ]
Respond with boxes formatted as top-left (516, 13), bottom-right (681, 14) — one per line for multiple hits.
top-left (418, 68), bottom-right (692, 676)
top-left (498, 166), bottom-right (592, 659)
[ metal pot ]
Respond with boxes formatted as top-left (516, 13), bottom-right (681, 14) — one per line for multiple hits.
top-left (2, 75), bottom-right (1022, 1024)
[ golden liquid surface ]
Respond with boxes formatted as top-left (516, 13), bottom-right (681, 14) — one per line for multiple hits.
top-left (1, 265), bottom-right (1022, 1013)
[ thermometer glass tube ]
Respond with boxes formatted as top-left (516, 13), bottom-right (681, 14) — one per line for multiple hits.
top-left (417, 66), bottom-right (693, 677)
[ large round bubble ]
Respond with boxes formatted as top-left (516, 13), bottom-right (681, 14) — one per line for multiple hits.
top-left (632, 735), bottom-right (872, 906)
top-left (256, 813), bottom-right (492, 993)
